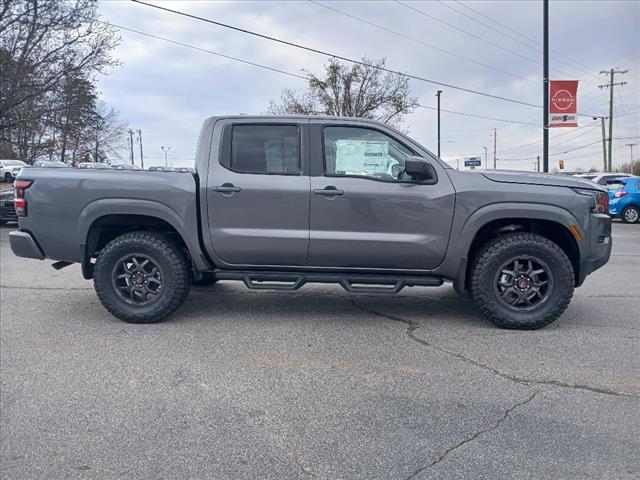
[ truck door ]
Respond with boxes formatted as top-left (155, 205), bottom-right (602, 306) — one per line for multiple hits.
top-left (205, 120), bottom-right (310, 266)
top-left (307, 123), bottom-right (455, 270)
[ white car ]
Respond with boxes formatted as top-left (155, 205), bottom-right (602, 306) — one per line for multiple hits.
top-left (574, 172), bottom-right (634, 186)
top-left (0, 159), bottom-right (28, 182)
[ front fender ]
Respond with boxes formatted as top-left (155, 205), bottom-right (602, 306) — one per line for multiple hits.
top-left (433, 201), bottom-right (583, 290)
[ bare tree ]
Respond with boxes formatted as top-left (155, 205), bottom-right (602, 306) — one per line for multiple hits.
top-left (0, 0), bottom-right (120, 140)
top-left (84, 102), bottom-right (128, 163)
top-left (268, 57), bottom-right (418, 127)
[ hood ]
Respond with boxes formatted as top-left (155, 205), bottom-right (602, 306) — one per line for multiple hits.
top-left (480, 170), bottom-right (605, 191)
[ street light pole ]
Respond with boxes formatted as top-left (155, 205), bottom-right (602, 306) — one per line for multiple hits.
top-left (593, 116), bottom-right (608, 172)
top-left (542, 0), bottom-right (549, 173)
top-left (137, 129), bottom-right (144, 170)
top-left (626, 143), bottom-right (637, 174)
top-left (483, 146), bottom-right (488, 169)
top-left (436, 90), bottom-right (443, 157)
top-left (161, 145), bottom-right (171, 167)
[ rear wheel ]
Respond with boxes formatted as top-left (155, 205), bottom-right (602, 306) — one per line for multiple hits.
top-left (4, 173), bottom-right (12, 182)
top-left (94, 231), bottom-right (191, 323)
top-left (470, 232), bottom-right (574, 329)
top-left (622, 206), bottom-right (640, 224)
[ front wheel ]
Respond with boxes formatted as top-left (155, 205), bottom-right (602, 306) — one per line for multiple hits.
top-left (3, 173), bottom-right (12, 182)
top-left (622, 206), bottom-right (640, 224)
top-left (94, 231), bottom-right (191, 323)
top-left (470, 232), bottom-right (574, 330)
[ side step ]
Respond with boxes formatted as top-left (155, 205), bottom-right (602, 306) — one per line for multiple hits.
top-left (213, 270), bottom-right (443, 294)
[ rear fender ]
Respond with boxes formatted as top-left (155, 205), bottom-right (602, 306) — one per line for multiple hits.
top-left (77, 199), bottom-right (211, 272)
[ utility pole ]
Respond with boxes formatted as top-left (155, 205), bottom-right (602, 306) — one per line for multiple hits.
top-left (493, 128), bottom-right (497, 169)
top-left (137, 129), bottom-right (144, 170)
top-left (436, 90), bottom-right (443, 157)
top-left (599, 68), bottom-right (627, 172)
top-left (128, 129), bottom-right (135, 165)
top-left (542, 0), bottom-right (549, 173)
top-left (483, 146), bottom-right (488, 169)
top-left (161, 145), bottom-right (171, 167)
top-left (626, 143), bottom-right (637, 174)
top-left (536, 155), bottom-right (541, 173)
top-left (593, 116), bottom-right (608, 172)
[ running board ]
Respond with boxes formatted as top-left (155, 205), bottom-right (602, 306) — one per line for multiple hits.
top-left (213, 270), bottom-right (443, 294)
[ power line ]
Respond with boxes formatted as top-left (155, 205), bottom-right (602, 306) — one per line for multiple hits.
top-left (99, 22), bottom-right (307, 80)
top-left (129, 0), bottom-right (543, 109)
top-left (393, 0), bottom-right (540, 68)
top-left (417, 104), bottom-right (539, 126)
top-left (498, 121), bottom-right (599, 153)
top-left (436, 0), bottom-right (602, 85)
top-left (105, 21), bottom-right (560, 128)
top-left (130, 0), bottom-right (605, 118)
top-left (452, 0), bottom-right (595, 74)
top-left (311, 1), bottom-right (536, 82)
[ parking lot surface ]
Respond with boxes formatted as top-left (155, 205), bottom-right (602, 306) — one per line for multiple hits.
top-left (1, 222), bottom-right (639, 479)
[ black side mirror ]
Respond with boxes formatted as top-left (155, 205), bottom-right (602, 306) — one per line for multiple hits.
top-left (404, 156), bottom-right (437, 183)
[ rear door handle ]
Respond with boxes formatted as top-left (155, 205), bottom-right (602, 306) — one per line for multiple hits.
top-left (213, 183), bottom-right (241, 193)
top-left (313, 186), bottom-right (344, 196)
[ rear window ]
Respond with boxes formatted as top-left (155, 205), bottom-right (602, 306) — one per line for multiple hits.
top-left (231, 125), bottom-right (300, 175)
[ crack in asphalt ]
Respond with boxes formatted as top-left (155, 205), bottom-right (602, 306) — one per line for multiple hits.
top-left (407, 390), bottom-right (540, 479)
top-left (350, 300), bottom-right (640, 400)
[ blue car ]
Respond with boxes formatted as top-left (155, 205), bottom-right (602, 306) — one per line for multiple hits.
top-left (608, 177), bottom-right (640, 223)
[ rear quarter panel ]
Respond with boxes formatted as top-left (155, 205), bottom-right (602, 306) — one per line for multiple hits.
top-left (16, 168), bottom-right (203, 267)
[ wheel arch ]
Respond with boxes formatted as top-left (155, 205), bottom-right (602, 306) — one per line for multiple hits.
top-left (451, 203), bottom-right (583, 294)
top-left (78, 199), bottom-right (211, 279)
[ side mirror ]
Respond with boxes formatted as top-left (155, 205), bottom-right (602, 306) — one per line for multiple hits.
top-left (404, 156), bottom-right (437, 182)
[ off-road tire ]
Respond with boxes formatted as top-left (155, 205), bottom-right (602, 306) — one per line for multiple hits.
top-left (94, 231), bottom-right (191, 323)
top-left (470, 232), bottom-right (574, 330)
top-left (192, 272), bottom-right (218, 286)
top-left (622, 205), bottom-right (640, 224)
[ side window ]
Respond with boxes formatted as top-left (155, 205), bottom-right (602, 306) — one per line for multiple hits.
top-left (323, 126), bottom-right (415, 182)
top-left (231, 125), bottom-right (300, 175)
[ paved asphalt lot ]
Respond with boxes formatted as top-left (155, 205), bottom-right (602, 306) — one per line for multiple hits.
top-left (1, 223), bottom-right (638, 479)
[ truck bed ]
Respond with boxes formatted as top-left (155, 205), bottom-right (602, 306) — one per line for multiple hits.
top-left (16, 168), bottom-right (200, 265)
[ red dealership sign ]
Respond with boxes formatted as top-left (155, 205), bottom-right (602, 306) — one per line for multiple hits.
top-left (549, 80), bottom-right (578, 127)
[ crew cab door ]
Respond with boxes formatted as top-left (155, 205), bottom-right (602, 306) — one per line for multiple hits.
top-left (307, 122), bottom-right (455, 270)
top-left (205, 119), bottom-right (310, 266)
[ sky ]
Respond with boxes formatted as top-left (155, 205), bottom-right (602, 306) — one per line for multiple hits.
top-left (96, 0), bottom-right (640, 171)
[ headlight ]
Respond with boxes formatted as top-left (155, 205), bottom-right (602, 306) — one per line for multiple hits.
top-left (572, 188), bottom-right (609, 214)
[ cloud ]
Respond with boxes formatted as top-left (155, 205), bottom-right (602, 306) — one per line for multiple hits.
top-left (97, 0), bottom-right (639, 171)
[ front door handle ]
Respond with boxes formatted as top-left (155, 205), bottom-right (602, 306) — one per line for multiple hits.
top-left (213, 183), bottom-right (241, 193)
top-left (313, 186), bottom-right (344, 196)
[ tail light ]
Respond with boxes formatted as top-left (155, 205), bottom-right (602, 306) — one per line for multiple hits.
top-left (613, 191), bottom-right (628, 199)
top-left (594, 191), bottom-right (609, 214)
top-left (14, 179), bottom-right (32, 217)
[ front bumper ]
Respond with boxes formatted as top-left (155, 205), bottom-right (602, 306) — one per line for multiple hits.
top-left (576, 213), bottom-right (612, 285)
top-left (9, 231), bottom-right (45, 260)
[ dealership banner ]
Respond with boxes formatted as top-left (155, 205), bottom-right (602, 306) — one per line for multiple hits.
top-left (549, 80), bottom-right (579, 127)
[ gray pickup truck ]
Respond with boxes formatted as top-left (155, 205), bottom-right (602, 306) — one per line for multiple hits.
top-left (10, 115), bottom-right (612, 329)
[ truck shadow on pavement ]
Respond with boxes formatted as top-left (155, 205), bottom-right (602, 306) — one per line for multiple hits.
top-left (175, 282), bottom-right (493, 330)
